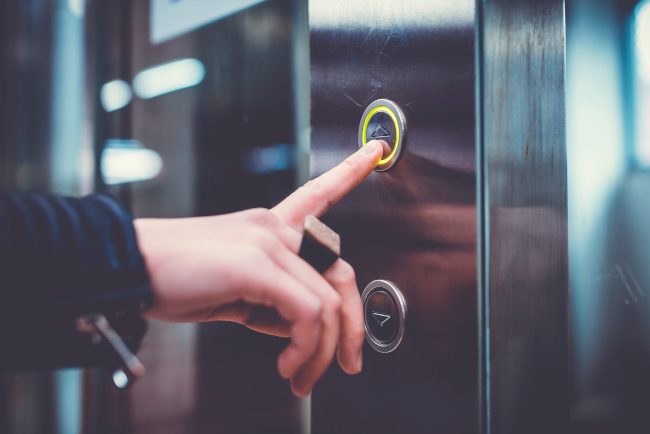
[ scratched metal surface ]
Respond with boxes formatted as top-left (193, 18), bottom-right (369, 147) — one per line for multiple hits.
top-left (481, 1), bottom-right (569, 433)
top-left (309, 1), bottom-right (477, 432)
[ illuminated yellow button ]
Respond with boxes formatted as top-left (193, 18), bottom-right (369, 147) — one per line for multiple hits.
top-left (358, 99), bottom-right (406, 171)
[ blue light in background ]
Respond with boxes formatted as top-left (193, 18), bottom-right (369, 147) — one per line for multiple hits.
top-left (151, 0), bottom-right (269, 44)
top-left (246, 144), bottom-right (294, 174)
top-left (101, 140), bottom-right (163, 185)
top-left (100, 79), bottom-right (133, 112)
top-left (133, 58), bottom-right (205, 99)
top-left (67, 0), bottom-right (84, 17)
top-left (634, 0), bottom-right (650, 166)
top-left (636, 0), bottom-right (650, 82)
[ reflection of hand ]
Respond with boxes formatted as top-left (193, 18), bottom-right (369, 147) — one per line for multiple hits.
top-left (133, 140), bottom-right (384, 397)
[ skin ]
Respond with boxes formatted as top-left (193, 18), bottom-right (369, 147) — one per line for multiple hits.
top-left (133, 140), bottom-right (384, 397)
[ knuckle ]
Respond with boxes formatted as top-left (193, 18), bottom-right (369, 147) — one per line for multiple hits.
top-left (244, 226), bottom-right (264, 243)
top-left (300, 179), bottom-right (334, 210)
top-left (303, 297), bottom-right (323, 323)
top-left (349, 319), bottom-right (365, 337)
top-left (341, 155), bottom-right (359, 172)
top-left (247, 246), bottom-right (268, 266)
top-left (247, 227), bottom-right (278, 251)
top-left (342, 324), bottom-right (362, 341)
top-left (247, 208), bottom-right (277, 226)
top-left (328, 293), bottom-right (343, 314)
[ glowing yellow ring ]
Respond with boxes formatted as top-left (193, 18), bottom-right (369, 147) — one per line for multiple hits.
top-left (362, 106), bottom-right (400, 165)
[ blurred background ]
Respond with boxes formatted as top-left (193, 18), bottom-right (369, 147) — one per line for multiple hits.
top-left (1, 0), bottom-right (650, 432)
top-left (0, 0), bottom-right (309, 433)
top-left (568, 0), bottom-right (650, 432)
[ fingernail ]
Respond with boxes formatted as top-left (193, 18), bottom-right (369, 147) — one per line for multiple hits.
top-left (362, 140), bottom-right (381, 155)
top-left (357, 351), bottom-right (363, 372)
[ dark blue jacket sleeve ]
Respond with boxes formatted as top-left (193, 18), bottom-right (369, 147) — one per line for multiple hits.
top-left (0, 194), bottom-right (153, 371)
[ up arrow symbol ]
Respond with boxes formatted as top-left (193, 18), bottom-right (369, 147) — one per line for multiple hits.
top-left (372, 312), bottom-right (391, 326)
top-left (370, 124), bottom-right (391, 139)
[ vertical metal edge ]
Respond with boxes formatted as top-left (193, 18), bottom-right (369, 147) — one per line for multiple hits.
top-left (304, 4), bottom-right (315, 432)
top-left (562, 1), bottom-right (570, 425)
top-left (300, 2), bottom-right (312, 431)
top-left (292, 0), bottom-right (311, 188)
top-left (475, 0), bottom-right (488, 433)
top-left (483, 0), bottom-right (569, 432)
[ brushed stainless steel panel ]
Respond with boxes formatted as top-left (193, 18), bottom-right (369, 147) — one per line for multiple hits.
top-left (481, 1), bottom-right (569, 432)
top-left (309, 1), bottom-right (477, 432)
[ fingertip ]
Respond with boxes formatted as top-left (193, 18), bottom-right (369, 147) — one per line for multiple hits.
top-left (362, 140), bottom-right (383, 159)
top-left (379, 140), bottom-right (392, 159)
top-left (337, 346), bottom-right (363, 375)
top-left (278, 347), bottom-right (299, 379)
top-left (290, 378), bottom-right (312, 398)
top-left (278, 360), bottom-right (291, 379)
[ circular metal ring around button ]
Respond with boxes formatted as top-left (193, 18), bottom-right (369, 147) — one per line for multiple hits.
top-left (361, 280), bottom-right (407, 353)
top-left (358, 99), bottom-right (406, 172)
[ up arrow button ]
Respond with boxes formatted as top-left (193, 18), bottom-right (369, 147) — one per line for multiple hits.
top-left (372, 312), bottom-right (391, 326)
top-left (370, 124), bottom-right (391, 139)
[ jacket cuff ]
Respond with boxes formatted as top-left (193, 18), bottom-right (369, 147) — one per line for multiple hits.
top-left (0, 194), bottom-right (153, 372)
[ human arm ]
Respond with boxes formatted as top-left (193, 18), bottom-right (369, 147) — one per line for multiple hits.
top-left (0, 140), bottom-right (383, 395)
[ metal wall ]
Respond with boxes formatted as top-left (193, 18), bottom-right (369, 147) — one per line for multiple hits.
top-left (310, 0), bottom-right (569, 432)
top-left (309, 1), bottom-right (478, 432)
top-left (481, 0), bottom-right (569, 432)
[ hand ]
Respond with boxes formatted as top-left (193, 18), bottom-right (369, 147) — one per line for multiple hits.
top-left (133, 140), bottom-right (384, 396)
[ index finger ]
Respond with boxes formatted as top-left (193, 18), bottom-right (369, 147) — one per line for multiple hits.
top-left (272, 140), bottom-right (384, 231)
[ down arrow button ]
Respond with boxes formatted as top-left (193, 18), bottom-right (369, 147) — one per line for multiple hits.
top-left (365, 290), bottom-right (399, 344)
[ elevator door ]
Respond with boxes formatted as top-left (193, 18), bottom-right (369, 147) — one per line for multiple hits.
top-left (309, 1), bottom-right (478, 432)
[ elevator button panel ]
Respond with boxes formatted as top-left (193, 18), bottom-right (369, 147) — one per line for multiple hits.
top-left (361, 280), bottom-right (407, 353)
top-left (358, 99), bottom-right (406, 171)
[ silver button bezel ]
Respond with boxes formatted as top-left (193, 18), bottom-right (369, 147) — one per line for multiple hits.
top-left (361, 279), bottom-right (407, 353)
top-left (357, 99), bottom-right (406, 172)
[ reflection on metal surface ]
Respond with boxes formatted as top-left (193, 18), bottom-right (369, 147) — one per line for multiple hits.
top-left (310, 0), bottom-right (476, 430)
top-left (132, 58), bottom-right (206, 99)
top-left (309, 1), bottom-right (474, 31)
top-left (101, 140), bottom-right (163, 185)
top-left (100, 80), bottom-right (132, 112)
top-left (482, 1), bottom-right (569, 432)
